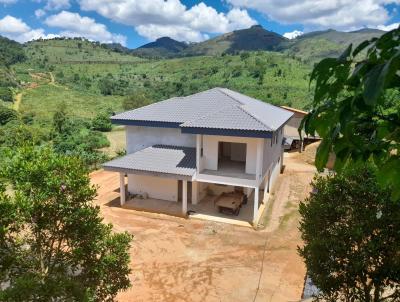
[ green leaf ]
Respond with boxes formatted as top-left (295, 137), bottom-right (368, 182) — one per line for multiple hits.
top-left (315, 138), bottom-right (332, 171)
top-left (363, 63), bottom-right (387, 106)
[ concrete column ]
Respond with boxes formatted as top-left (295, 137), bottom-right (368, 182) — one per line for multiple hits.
top-left (120, 172), bottom-right (126, 206)
top-left (253, 187), bottom-right (259, 225)
top-left (182, 180), bottom-right (188, 215)
top-left (191, 181), bottom-right (199, 205)
top-left (196, 134), bottom-right (201, 173)
top-left (256, 139), bottom-right (264, 183)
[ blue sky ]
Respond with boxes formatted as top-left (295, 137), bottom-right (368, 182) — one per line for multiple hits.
top-left (0, 0), bottom-right (399, 48)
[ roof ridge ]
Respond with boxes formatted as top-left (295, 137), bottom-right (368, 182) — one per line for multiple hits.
top-left (215, 87), bottom-right (244, 105)
top-left (217, 88), bottom-right (273, 131)
top-left (180, 104), bottom-right (238, 126)
top-left (237, 105), bottom-right (273, 131)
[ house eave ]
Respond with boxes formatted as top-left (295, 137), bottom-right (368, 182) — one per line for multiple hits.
top-left (181, 127), bottom-right (273, 138)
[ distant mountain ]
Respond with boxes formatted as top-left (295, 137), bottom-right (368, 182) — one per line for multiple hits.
top-left (132, 37), bottom-right (188, 58)
top-left (285, 28), bottom-right (385, 63)
top-left (182, 25), bottom-right (287, 56)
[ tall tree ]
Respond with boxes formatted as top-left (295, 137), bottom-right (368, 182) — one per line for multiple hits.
top-left (0, 147), bottom-right (132, 301)
top-left (302, 28), bottom-right (400, 199)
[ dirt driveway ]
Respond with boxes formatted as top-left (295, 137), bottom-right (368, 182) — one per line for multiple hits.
top-left (91, 152), bottom-right (316, 302)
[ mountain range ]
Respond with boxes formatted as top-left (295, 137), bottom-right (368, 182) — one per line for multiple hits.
top-left (127, 25), bottom-right (384, 61)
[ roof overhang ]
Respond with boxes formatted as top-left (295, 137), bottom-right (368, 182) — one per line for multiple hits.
top-left (103, 145), bottom-right (196, 180)
top-left (111, 119), bottom-right (181, 128)
top-left (181, 127), bottom-right (273, 138)
top-left (103, 166), bottom-right (193, 181)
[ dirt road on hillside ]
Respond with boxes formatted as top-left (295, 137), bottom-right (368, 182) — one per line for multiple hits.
top-left (91, 151), bottom-right (316, 302)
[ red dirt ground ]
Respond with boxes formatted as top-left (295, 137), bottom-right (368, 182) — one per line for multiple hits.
top-left (91, 151), bottom-right (316, 302)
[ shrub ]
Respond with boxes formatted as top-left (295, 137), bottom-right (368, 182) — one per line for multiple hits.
top-left (91, 113), bottom-right (112, 132)
top-left (0, 105), bottom-right (17, 125)
top-left (122, 92), bottom-right (152, 110)
top-left (0, 87), bottom-right (13, 102)
top-left (299, 165), bottom-right (400, 301)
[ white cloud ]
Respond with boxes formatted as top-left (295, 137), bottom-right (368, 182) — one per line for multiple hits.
top-left (0, 15), bottom-right (54, 42)
top-left (78, 0), bottom-right (257, 42)
top-left (0, 15), bottom-right (30, 33)
top-left (45, 11), bottom-right (127, 45)
top-left (227, 0), bottom-right (400, 31)
top-left (136, 24), bottom-right (209, 42)
top-left (35, 9), bottom-right (46, 18)
top-left (376, 22), bottom-right (400, 31)
top-left (283, 30), bottom-right (304, 39)
top-left (45, 0), bottom-right (70, 11)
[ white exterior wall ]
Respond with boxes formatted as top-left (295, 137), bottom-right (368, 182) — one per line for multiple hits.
top-left (128, 174), bottom-right (178, 202)
top-left (262, 129), bottom-right (284, 176)
top-left (202, 135), bottom-right (258, 174)
top-left (126, 126), bottom-right (196, 154)
top-left (269, 157), bottom-right (281, 191)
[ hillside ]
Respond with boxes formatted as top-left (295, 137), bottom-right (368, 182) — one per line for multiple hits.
top-left (132, 37), bottom-right (188, 58)
top-left (183, 25), bottom-right (287, 56)
top-left (25, 38), bottom-right (144, 64)
top-left (285, 28), bottom-right (385, 63)
top-left (10, 38), bottom-right (312, 126)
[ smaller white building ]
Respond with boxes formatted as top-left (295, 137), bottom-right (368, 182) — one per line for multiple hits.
top-left (103, 88), bottom-right (293, 225)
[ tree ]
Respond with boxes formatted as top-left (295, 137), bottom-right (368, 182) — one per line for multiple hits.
top-left (299, 165), bottom-right (400, 302)
top-left (122, 91), bottom-right (151, 110)
top-left (0, 104), bottom-right (17, 125)
top-left (98, 76), bottom-right (114, 96)
top-left (52, 103), bottom-right (68, 133)
top-left (0, 147), bottom-right (132, 301)
top-left (302, 28), bottom-right (400, 199)
top-left (92, 113), bottom-right (112, 132)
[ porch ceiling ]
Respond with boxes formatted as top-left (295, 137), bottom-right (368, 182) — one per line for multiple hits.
top-left (102, 145), bottom-right (196, 179)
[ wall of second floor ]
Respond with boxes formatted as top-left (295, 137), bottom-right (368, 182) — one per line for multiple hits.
top-left (126, 126), bottom-right (196, 154)
top-left (200, 135), bottom-right (259, 175)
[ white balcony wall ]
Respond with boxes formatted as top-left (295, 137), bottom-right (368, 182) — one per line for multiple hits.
top-left (126, 126), bottom-right (196, 154)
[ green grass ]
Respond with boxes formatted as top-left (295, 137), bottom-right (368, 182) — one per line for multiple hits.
top-left (16, 49), bottom-right (313, 110)
top-left (19, 84), bottom-right (124, 123)
top-left (24, 39), bottom-right (144, 64)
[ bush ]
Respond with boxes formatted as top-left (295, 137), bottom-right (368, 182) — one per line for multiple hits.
top-left (91, 113), bottom-right (112, 132)
top-left (122, 92), bottom-right (152, 110)
top-left (0, 105), bottom-right (17, 125)
top-left (299, 165), bottom-right (400, 301)
top-left (0, 87), bottom-right (13, 102)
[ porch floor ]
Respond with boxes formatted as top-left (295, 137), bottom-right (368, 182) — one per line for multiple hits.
top-left (122, 190), bottom-right (268, 226)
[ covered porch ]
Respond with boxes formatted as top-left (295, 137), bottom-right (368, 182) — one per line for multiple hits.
top-left (120, 184), bottom-right (267, 227)
top-left (102, 144), bottom-right (267, 226)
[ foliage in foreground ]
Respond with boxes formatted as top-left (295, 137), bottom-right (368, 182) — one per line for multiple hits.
top-left (303, 28), bottom-right (400, 199)
top-left (299, 165), bottom-right (400, 302)
top-left (0, 147), bottom-right (132, 301)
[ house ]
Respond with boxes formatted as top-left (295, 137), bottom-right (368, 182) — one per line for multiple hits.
top-left (103, 88), bottom-right (293, 225)
top-left (280, 105), bottom-right (308, 150)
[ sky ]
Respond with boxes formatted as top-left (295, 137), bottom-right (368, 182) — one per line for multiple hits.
top-left (0, 0), bottom-right (399, 48)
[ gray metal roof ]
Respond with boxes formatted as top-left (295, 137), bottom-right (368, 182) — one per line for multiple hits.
top-left (103, 145), bottom-right (196, 176)
top-left (112, 88), bottom-right (293, 132)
